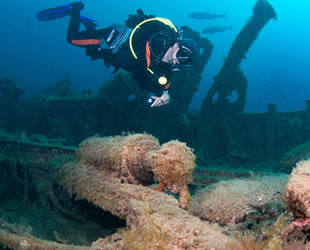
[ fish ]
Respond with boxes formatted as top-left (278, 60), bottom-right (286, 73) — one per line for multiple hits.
top-left (202, 25), bottom-right (232, 34)
top-left (188, 11), bottom-right (227, 20)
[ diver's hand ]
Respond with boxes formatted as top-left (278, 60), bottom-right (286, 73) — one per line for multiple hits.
top-left (151, 91), bottom-right (170, 107)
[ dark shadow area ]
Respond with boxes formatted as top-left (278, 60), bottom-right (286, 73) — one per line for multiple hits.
top-left (0, 159), bottom-right (126, 246)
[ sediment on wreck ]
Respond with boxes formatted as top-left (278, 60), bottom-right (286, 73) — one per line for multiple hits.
top-left (0, 131), bottom-right (124, 249)
top-left (284, 160), bottom-right (310, 219)
top-left (281, 160), bottom-right (310, 249)
top-left (1, 128), bottom-right (310, 248)
top-left (0, 131), bottom-right (235, 249)
top-left (74, 133), bottom-right (196, 210)
top-left (0, 227), bottom-right (89, 250)
top-left (57, 134), bottom-right (236, 249)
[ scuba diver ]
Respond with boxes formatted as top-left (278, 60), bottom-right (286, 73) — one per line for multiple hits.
top-left (36, 2), bottom-right (198, 107)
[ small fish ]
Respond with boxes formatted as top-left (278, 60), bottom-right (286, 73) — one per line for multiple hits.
top-left (188, 11), bottom-right (227, 20)
top-left (202, 25), bottom-right (232, 34)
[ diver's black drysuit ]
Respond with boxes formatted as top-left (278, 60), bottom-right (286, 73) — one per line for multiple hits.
top-left (67, 8), bottom-right (177, 96)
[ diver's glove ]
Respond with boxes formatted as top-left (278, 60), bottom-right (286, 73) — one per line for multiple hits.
top-left (151, 91), bottom-right (170, 107)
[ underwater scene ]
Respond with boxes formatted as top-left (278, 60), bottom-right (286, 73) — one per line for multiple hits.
top-left (0, 0), bottom-right (310, 249)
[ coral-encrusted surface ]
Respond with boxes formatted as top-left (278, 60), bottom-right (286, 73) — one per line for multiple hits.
top-left (0, 229), bottom-right (88, 250)
top-left (278, 140), bottom-right (310, 173)
top-left (282, 160), bottom-right (310, 249)
top-left (58, 161), bottom-right (235, 249)
top-left (150, 140), bottom-right (196, 191)
top-left (58, 162), bottom-right (179, 219)
top-left (92, 200), bottom-right (234, 250)
top-left (190, 174), bottom-right (288, 226)
top-left (77, 134), bottom-right (160, 183)
top-left (284, 160), bottom-right (310, 218)
top-left (76, 134), bottom-right (196, 209)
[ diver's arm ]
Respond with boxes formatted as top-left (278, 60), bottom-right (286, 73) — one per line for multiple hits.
top-left (132, 70), bottom-right (171, 107)
top-left (150, 90), bottom-right (170, 107)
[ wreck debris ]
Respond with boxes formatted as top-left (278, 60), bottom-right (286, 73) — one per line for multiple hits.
top-left (169, 26), bottom-right (213, 112)
top-left (196, 0), bottom-right (277, 162)
top-left (0, 131), bottom-right (122, 249)
top-left (0, 222), bottom-right (88, 250)
top-left (0, 78), bottom-right (26, 132)
top-left (58, 150), bottom-right (235, 249)
top-left (76, 133), bottom-right (196, 210)
top-left (91, 199), bottom-right (234, 249)
top-left (48, 188), bottom-right (87, 224)
top-left (76, 133), bottom-right (159, 185)
top-left (265, 103), bottom-right (278, 162)
top-left (278, 139), bottom-right (310, 173)
top-left (0, 78), bottom-right (24, 106)
top-left (284, 160), bottom-right (310, 219)
top-left (0, 130), bottom-right (76, 166)
top-left (59, 161), bottom-right (179, 219)
top-left (282, 160), bottom-right (310, 248)
top-left (23, 164), bottom-right (30, 208)
top-left (0, 130), bottom-right (310, 248)
top-left (39, 72), bottom-right (76, 99)
top-left (189, 175), bottom-right (287, 227)
top-left (200, 0), bottom-right (277, 118)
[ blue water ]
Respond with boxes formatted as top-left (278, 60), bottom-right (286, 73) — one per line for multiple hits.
top-left (0, 0), bottom-right (309, 112)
